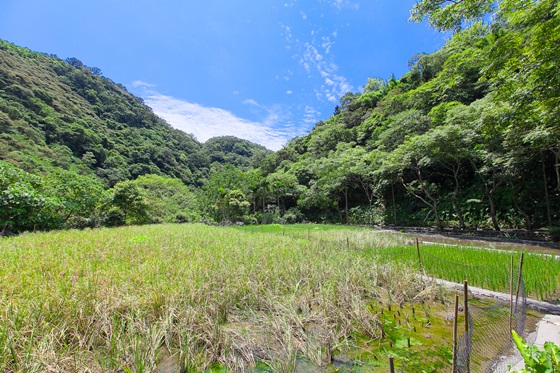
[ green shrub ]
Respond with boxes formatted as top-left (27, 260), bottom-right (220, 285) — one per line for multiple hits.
top-left (511, 330), bottom-right (560, 372)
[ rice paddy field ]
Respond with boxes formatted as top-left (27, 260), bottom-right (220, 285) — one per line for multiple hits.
top-left (0, 223), bottom-right (558, 372)
top-left (241, 224), bottom-right (560, 301)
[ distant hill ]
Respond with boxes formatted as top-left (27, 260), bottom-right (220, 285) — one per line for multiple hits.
top-left (202, 136), bottom-right (270, 169)
top-left (0, 39), bottom-right (266, 186)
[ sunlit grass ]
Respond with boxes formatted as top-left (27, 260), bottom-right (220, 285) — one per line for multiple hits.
top-left (1, 223), bottom-right (556, 372)
top-left (0, 224), bottom-right (432, 372)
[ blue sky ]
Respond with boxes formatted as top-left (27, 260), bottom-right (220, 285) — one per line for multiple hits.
top-left (0, 0), bottom-right (447, 150)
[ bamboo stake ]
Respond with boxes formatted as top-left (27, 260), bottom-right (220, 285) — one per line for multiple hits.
top-left (514, 253), bottom-right (525, 310)
top-left (452, 294), bottom-right (459, 373)
top-left (389, 355), bottom-right (395, 373)
top-left (416, 238), bottom-right (422, 269)
top-left (510, 255), bottom-right (514, 336)
top-left (463, 281), bottom-right (470, 373)
top-left (463, 280), bottom-right (469, 333)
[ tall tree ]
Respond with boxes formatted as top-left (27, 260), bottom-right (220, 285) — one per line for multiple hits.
top-left (410, 0), bottom-right (496, 31)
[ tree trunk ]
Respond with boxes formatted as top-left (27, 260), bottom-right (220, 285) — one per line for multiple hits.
top-left (415, 168), bottom-right (443, 231)
top-left (359, 179), bottom-right (374, 226)
top-left (433, 203), bottom-right (443, 231)
top-left (512, 191), bottom-right (532, 230)
top-left (472, 160), bottom-right (501, 232)
top-left (335, 204), bottom-right (343, 223)
top-left (368, 197), bottom-right (374, 226)
top-left (541, 151), bottom-right (553, 226)
top-left (485, 184), bottom-right (500, 231)
top-left (344, 187), bottom-right (349, 225)
top-left (554, 149), bottom-right (560, 191)
top-left (450, 166), bottom-right (466, 230)
top-left (391, 184), bottom-right (397, 225)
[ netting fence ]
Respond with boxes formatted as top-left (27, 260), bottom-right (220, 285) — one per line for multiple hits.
top-left (361, 239), bottom-right (532, 373)
top-left (393, 249), bottom-right (530, 373)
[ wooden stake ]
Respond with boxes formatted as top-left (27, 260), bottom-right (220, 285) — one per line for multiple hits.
top-left (510, 255), bottom-right (514, 336)
top-left (463, 281), bottom-right (470, 373)
top-left (463, 280), bottom-right (469, 333)
top-left (514, 253), bottom-right (525, 309)
top-left (416, 238), bottom-right (422, 269)
top-left (389, 355), bottom-right (395, 373)
top-left (452, 294), bottom-right (459, 373)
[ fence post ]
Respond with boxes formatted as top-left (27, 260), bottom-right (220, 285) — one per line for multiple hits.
top-left (510, 255), bottom-right (514, 337)
top-left (464, 280), bottom-right (470, 373)
top-left (514, 253), bottom-right (525, 309)
top-left (389, 355), bottom-right (395, 373)
top-left (452, 294), bottom-right (459, 373)
top-left (416, 238), bottom-right (422, 269)
top-left (463, 280), bottom-right (469, 333)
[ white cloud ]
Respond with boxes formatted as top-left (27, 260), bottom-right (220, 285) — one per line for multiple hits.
top-left (324, 0), bottom-right (360, 10)
top-left (131, 80), bottom-right (155, 88)
top-left (303, 105), bottom-right (320, 126)
top-left (134, 89), bottom-right (298, 151)
top-left (286, 90), bottom-right (293, 95)
top-left (300, 42), bottom-right (353, 102)
top-left (242, 98), bottom-right (259, 106)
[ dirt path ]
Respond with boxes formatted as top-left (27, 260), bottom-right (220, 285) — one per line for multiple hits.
top-left (491, 314), bottom-right (560, 372)
top-left (426, 276), bottom-right (560, 316)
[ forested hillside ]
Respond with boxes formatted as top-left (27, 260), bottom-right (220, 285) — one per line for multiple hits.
top-left (1, 0), bottom-right (559, 235)
top-left (224, 0), bottom-right (560, 231)
top-left (0, 40), bottom-right (269, 233)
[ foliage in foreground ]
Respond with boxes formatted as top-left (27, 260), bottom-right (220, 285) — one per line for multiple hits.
top-left (511, 330), bottom-right (560, 373)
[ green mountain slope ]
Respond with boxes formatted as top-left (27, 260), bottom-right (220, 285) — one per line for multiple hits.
top-left (0, 40), bottom-right (268, 187)
top-left (257, 1), bottom-right (560, 231)
top-left (202, 136), bottom-right (270, 169)
top-left (0, 39), bottom-right (204, 185)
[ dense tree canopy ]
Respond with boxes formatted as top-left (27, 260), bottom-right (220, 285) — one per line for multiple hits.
top-left (1, 0), bottom-right (559, 235)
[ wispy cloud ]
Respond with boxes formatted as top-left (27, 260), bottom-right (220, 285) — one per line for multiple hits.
top-left (132, 84), bottom-right (299, 151)
top-left (299, 41), bottom-right (353, 102)
top-left (322, 0), bottom-right (360, 10)
top-left (280, 5), bottom-right (354, 104)
top-left (303, 105), bottom-right (320, 126)
top-left (131, 80), bottom-right (156, 88)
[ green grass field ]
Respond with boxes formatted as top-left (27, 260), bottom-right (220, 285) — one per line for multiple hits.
top-left (0, 224), bottom-right (436, 372)
top-left (0, 223), bottom-right (557, 372)
top-left (238, 224), bottom-right (560, 300)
